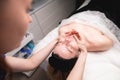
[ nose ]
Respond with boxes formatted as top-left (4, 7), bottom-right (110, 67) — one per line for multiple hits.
top-left (28, 15), bottom-right (32, 23)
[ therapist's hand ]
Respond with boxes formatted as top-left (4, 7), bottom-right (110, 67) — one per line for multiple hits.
top-left (73, 34), bottom-right (87, 54)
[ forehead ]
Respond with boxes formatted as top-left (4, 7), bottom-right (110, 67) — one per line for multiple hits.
top-left (19, 0), bottom-right (32, 6)
top-left (7, 0), bottom-right (32, 8)
top-left (0, 0), bottom-right (32, 7)
top-left (23, 0), bottom-right (32, 4)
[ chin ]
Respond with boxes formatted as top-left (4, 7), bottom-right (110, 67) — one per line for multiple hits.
top-left (6, 43), bottom-right (21, 53)
top-left (13, 42), bottom-right (22, 50)
top-left (17, 42), bottom-right (22, 48)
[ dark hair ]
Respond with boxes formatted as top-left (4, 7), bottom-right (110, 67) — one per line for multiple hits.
top-left (47, 52), bottom-right (78, 80)
top-left (48, 52), bottom-right (77, 72)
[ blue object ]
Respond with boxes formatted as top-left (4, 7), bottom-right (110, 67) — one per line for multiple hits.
top-left (20, 46), bottom-right (32, 58)
top-left (27, 42), bottom-right (35, 50)
top-left (17, 41), bottom-right (35, 58)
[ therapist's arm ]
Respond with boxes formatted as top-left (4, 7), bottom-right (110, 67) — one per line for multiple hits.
top-left (67, 52), bottom-right (87, 80)
top-left (67, 35), bottom-right (87, 80)
top-left (5, 38), bottom-right (58, 72)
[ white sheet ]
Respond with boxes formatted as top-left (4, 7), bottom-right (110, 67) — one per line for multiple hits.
top-left (33, 10), bottom-right (120, 80)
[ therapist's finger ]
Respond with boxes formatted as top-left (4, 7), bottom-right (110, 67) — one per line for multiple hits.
top-left (73, 35), bottom-right (87, 53)
top-left (73, 35), bottom-right (81, 43)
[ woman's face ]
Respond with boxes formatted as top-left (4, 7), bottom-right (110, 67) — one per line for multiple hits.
top-left (0, 0), bottom-right (32, 53)
top-left (53, 35), bottom-right (79, 59)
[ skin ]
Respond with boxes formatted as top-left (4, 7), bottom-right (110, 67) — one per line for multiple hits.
top-left (0, 0), bottom-right (58, 72)
top-left (53, 22), bottom-right (113, 59)
top-left (53, 34), bottom-right (80, 59)
top-left (67, 35), bottom-right (87, 80)
top-left (0, 0), bottom-right (32, 53)
top-left (50, 22), bottom-right (113, 80)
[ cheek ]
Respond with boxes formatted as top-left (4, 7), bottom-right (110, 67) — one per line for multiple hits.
top-left (6, 14), bottom-right (29, 47)
top-left (8, 4), bottom-right (29, 35)
top-left (70, 40), bottom-right (79, 50)
top-left (19, 19), bottom-right (28, 35)
top-left (15, 14), bottom-right (29, 36)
